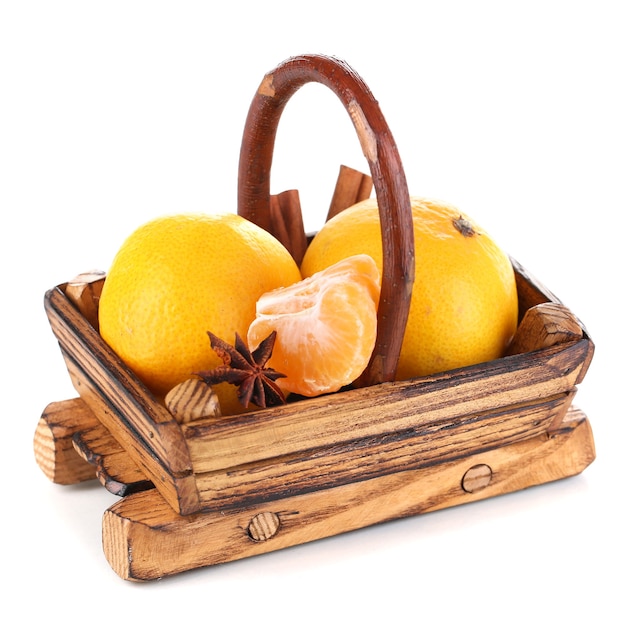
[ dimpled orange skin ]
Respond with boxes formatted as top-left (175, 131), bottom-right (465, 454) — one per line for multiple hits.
top-left (98, 213), bottom-right (301, 413)
top-left (300, 197), bottom-right (519, 380)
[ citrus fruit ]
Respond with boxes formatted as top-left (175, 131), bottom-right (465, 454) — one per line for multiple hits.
top-left (300, 197), bottom-right (518, 380)
top-left (247, 254), bottom-right (380, 397)
top-left (98, 213), bottom-right (301, 413)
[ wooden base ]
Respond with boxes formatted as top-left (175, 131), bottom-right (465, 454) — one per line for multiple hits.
top-left (33, 58), bottom-right (598, 581)
top-left (35, 399), bottom-right (595, 581)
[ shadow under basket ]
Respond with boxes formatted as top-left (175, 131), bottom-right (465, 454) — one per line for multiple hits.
top-left (33, 54), bottom-right (596, 582)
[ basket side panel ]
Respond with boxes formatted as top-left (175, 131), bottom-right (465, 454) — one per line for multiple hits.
top-left (186, 338), bottom-right (589, 511)
top-left (193, 391), bottom-right (576, 511)
top-left (45, 286), bottom-right (201, 515)
top-left (185, 339), bottom-right (590, 473)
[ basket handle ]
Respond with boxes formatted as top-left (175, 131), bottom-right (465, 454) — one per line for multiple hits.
top-left (237, 54), bottom-right (415, 387)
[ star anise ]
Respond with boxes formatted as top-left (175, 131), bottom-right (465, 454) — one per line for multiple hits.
top-left (195, 331), bottom-right (287, 409)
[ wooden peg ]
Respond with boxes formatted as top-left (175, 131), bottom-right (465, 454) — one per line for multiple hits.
top-left (33, 399), bottom-right (98, 485)
top-left (64, 270), bottom-right (106, 330)
top-left (247, 512), bottom-right (281, 542)
top-left (165, 379), bottom-right (222, 424)
top-left (506, 302), bottom-right (584, 356)
top-left (462, 464), bottom-right (493, 493)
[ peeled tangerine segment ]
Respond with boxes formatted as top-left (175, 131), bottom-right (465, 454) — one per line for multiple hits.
top-left (247, 254), bottom-right (381, 397)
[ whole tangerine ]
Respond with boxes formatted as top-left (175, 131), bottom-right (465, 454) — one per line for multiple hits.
top-left (98, 212), bottom-right (301, 412)
top-left (300, 197), bottom-right (519, 380)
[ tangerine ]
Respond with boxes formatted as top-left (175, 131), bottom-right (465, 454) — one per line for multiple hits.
top-left (300, 197), bottom-right (518, 380)
top-left (247, 254), bottom-right (380, 397)
top-left (98, 213), bottom-right (301, 413)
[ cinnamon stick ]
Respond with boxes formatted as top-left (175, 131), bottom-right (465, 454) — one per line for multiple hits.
top-left (326, 164), bottom-right (373, 221)
top-left (268, 189), bottom-right (307, 265)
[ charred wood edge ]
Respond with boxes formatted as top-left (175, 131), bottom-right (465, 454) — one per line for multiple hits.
top-left (101, 405), bottom-right (594, 582)
top-left (237, 54), bottom-right (415, 387)
top-left (47, 284), bottom-right (192, 474)
top-left (40, 258), bottom-right (593, 508)
top-left (186, 340), bottom-right (589, 511)
top-left (59, 349), bottom-right (199, 514)
top-left (44, 285), bottom-right (201, 514)
top-left (190, 392), bottom-right (578, 512)
top-left (71, 423), bottom-right (155, 497)
top-left (47, 338), bottom-right (588, 509)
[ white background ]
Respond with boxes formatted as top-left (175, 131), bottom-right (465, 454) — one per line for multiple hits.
top-left (2, 1), bottom-right (624, 618)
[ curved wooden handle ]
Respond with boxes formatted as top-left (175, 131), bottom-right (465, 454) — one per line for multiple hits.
top-left (237, 54), bottom-right (415, 387)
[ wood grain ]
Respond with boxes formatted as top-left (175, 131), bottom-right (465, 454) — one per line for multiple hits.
top-left (268, 190), bottom-right (307, 265)
top-left (73, 423), bottom-right (153, 496)
top-left (184, 339), bottom-right (587, 474)
top-left (237, 54), bottom-right (415, 387)
top-left (41, 260), bottom-right (594, 517)
top-left (102, 406), bottom-right (595, 581)
top-left (33, 398), bottom-right (98, 485)
top-left (63, 270), bottom-right (105, 331)
top-left (190, 391), bottom-right (578, 510)
top-left (326, 164), bottom-right (373, 221)
top-left (34, 53), bottom-right (598, 581)
top-left (44, 284), bottom-right (201, 515)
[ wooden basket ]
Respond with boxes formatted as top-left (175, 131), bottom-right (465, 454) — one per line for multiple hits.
top-left (33, 54), bottom-right (596, 582)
